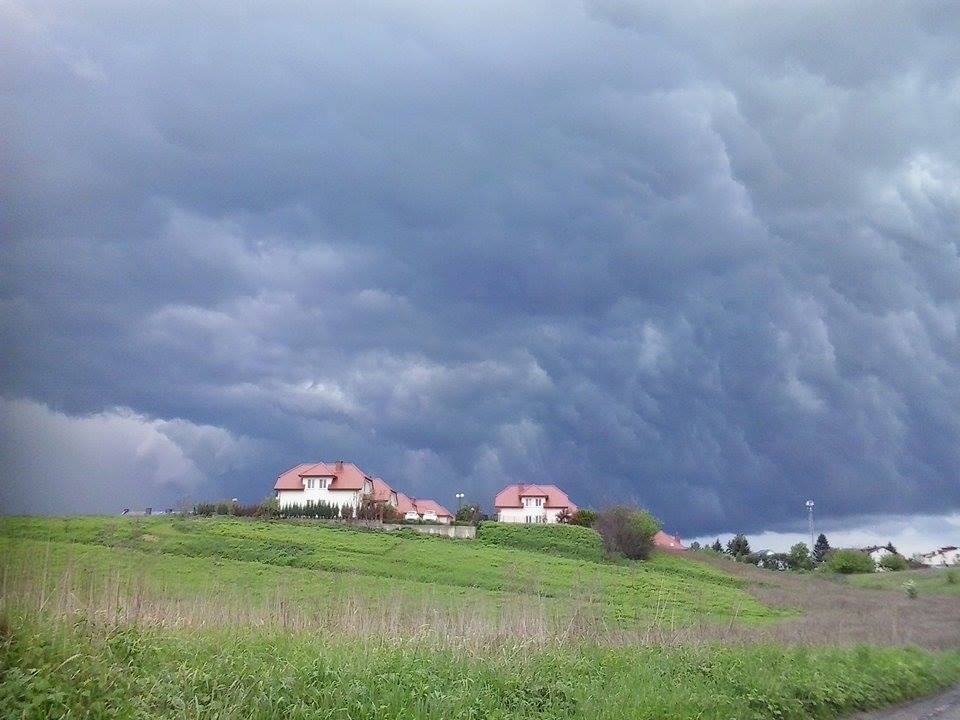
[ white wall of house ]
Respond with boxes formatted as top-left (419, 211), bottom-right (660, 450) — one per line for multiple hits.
top-left (922, 548), bottom-right (959, 566)
top-left (867, 548), bottom-right (893, 567)
top-left (276, 478), bottom-right (365, 510)
top-left (497, 506), bottom-right (564, 524)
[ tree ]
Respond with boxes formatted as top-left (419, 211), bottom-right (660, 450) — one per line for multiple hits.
top-left (878, 553), bottom-right (907, 572)
top-left (825, 549), bottom-right (874, 574)
top-left (594, 506), bottom-right (661, 560)
top-left (813, 533), bottom-right (830, 562)
top-left (569, 509), bottom-right (598, 528)
top-left (556, 507), bottom-right (572, 524)
top-left (788, 542), bottom-right (813, 570)
top-left (455, 504), bottom-right (487, 524)
top-left (885, 541), bottom-right (898, 555)
top-left (726, 534), bottom-right (751, 558)
top-left (689, 541), bottom-right (701, 551)
top-left (711, 539), bottom-right (723, 553)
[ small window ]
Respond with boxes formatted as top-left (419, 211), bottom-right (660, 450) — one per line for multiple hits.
top-left (306, 499), bottom-right (315, 507)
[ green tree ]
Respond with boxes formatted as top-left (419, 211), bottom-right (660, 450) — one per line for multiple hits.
top-left (569, 509), bottom-right (598, 527)
top-left (788, 542), bottom-right (813, 570)
top-left (711, 539), bottom-right (723, 553)
top-left (878, 553), bottom-right (907, 571)
top-left (726, 534), bottom-right (751, 558)
top-left (455, 504), bottom-right (487, 524)
top-left (813, 533), bottom-right (830, 562)
top-left (594, 506), bottom-right (661, 560)
top-left (689, 541), bottom-right (701, 551)
top-left (825, 549), bottom-right (874, 574)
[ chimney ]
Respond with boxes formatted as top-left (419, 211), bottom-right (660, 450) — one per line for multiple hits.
top-left (335, 459), bottom-right (343, 471)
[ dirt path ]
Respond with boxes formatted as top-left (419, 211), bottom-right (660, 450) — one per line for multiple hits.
top-left (850, 685), bottom-right (960, 720)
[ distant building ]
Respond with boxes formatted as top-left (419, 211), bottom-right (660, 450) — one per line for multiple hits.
top-left (920, 546), bottom-right (959, 567)
top-left (653, 530), bottom-right (686, 551)
top-left (274, 461), bottom-right (375, 512)
top-left (273, 460), bottom-right (450, 523)
top-left (861, 545), bottom-right (895, 568)
top-left (493, 484), bottom-right (577, 524)
top-left (395, 493), bottom-right (453, 524)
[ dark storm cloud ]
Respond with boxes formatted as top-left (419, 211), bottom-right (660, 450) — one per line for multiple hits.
top-left (2, 0), bottom-right (960, 534)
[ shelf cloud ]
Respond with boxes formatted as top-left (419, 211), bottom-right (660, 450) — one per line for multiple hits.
top-left (2, 1), bottom-right (959, 537)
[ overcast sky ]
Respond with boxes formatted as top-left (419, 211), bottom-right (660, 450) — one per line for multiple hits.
top-left (2, 1), bottom-right (959, 549)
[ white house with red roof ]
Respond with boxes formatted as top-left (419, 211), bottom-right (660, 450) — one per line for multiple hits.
top-left (653, 530), bottom-right (686, 551)
top-left (274, 461), bottom-right (452, 523)
top-left (395, 492), bottom-right (453, 524)
top-left (274, 461), bottom-right (376, 512)
top-left (494, 484), bottom-right (577, 524)
top-left (920, 546), bottom-right (959, 567)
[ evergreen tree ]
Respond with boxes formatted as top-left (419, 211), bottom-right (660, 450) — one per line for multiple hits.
top-left (813, 533), bottom-right (830, 562)
top-left (711, 539), bottom-right (722, 553)
top-left (726, 533), bottom-right (750, 557)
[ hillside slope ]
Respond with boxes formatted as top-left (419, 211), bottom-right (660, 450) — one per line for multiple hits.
top-left (0, 516), bottom-right (775, 627)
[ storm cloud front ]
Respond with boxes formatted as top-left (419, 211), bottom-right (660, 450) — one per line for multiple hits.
top-left (2, 1), bottom-right (960, 539)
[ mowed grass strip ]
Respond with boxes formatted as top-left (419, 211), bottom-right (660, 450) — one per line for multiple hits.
top-left (845, 567), bottom-right (960, 596)
top-left (0, 517), bottom-right (778, 624)
top-left (3, 621), bottom-right (959, 720)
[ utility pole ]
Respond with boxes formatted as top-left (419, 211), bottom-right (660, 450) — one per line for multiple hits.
top-left (805, 500), bottom-right (815, 551)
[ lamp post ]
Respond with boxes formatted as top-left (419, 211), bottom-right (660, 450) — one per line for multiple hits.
top-left (805, 500), bottom-right (815, 551)
top-left (455, 492), bottom-right (465, 511)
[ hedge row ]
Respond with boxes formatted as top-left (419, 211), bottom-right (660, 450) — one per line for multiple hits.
top-left (476, 521), bottom-right (604, 562)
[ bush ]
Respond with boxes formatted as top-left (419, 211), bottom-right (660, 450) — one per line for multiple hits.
top-left (193, 502), bottom-right (215, 517)
top-left (455, 504), bottom-right (487, 524)
top-left (476, 522), bottom-right (604, 562)
top-left (947, 569), bottom-right (958, 585)
top-left (594, 506), bottom-right (661, 561)
top-left (825, 549), bottom-right (875, 574)
top-left (569, 509), bottom-right (598, 528)
top-left (878, 553), bottom-right (908, 572)
top-left (903, 579), bottom-right (918, 598)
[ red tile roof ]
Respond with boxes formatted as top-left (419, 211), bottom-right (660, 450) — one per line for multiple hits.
top-left (273, 461), bottom-right (371, 491)
top-left (413, 499), bottom-right (453, 519)
top-left (393, 493), bottom-right (451, 518)
top-left (370, 477), bottom-right (396, 503)
top-left (493, 484), bottom-right (577, 511)
top-left (653, 530), bottom-right (685, 551)
top-left (395, 492), bottom-right (417, 515)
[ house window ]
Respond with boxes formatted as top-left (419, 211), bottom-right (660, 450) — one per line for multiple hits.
top-left (306, 478), bottom-right (315, 490)
top-left (525, 515), bottom-right (532, 524)
top-left (536, 498), bottom-right (543, 507)
top-left (306, 499), bottom-right (315, 507)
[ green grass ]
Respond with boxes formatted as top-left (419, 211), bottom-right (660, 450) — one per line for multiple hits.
top-left (2, 621), bottom-right (959, 720)
top-left (0, 516), bottom-right (777, 625)
top-left (846, 567), bottom-right (960, 596)
top-left (476, 521), bottom-right (604, 562)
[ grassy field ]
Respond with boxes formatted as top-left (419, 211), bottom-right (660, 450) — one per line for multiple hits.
top-left (0, 516), bottom-right (774, 627)
top-left (2, 516), bottom-right (960, 719)
top-left (846, 567), bottom-right (960, 596)
top-left (3, 623), bottom-right (959, 720)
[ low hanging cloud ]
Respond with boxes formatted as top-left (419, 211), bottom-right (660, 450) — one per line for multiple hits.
top-left (0, 398), bottom-right (263, 514)
top-left (1, 1), bottom-right (960, 537)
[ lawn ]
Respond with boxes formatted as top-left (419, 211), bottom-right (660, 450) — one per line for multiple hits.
top-left (0, 516), bottom-right (775, 626)
top-left (3, 516), bottom-right (960, 719)
top-left (2, 622), bottom-right (959, 720)
top-left (845, 567), bottom-right (960, 596)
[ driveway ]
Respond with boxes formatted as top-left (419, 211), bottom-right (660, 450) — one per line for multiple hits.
top-left (851, 685), bottom-right (960, 720)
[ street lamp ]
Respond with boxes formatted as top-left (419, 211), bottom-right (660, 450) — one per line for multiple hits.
top-left (805, 500), bottom-right (815, 551)
top-left (455, 492), bottom-right (465, 511)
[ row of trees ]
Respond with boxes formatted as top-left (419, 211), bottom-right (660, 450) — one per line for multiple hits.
top-left (686, 532), bottom-right (835, 571)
